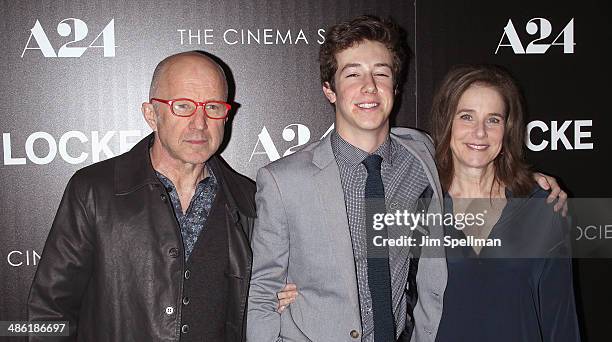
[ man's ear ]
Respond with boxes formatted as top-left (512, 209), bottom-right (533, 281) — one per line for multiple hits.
top-left (142, 102), bottom-right (158, 131)
top-left (322, 82), bottom-right (337, 104)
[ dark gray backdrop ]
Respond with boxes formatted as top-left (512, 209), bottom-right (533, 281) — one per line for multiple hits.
top-left (1, 0), bottom-right (609, 341)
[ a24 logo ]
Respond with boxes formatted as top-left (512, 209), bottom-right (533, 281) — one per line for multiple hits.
top-left (21, 18), bottom-right (116, 58)
top-left (495, 18), bottom-right (574, 54)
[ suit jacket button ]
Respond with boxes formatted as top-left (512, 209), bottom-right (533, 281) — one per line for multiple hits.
top-left (350, 330), bottom-right (360, 338)
top-left (168, 247), bottom-right (179, 258)
top-left (165, 306), bottom-right (174, 315)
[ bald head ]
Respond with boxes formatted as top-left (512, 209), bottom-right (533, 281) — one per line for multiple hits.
top-left (149, 51), bottom-right (228, 100)
top-left (142, 51), bottom-right (230, 169)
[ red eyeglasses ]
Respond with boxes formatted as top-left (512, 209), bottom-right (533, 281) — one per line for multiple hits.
top-left (150, 98), bottom-right (231, 119)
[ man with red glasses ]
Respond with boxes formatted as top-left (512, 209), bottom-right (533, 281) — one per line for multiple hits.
top-left (28, 51), bottom-right (256, 341)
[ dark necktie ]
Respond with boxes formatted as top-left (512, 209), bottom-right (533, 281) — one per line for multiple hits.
top-left (363, 154), bottom-right (395, 342)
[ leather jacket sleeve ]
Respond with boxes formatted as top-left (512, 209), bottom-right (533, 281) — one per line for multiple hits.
top-left (28, 172), bottom-right (95, 341)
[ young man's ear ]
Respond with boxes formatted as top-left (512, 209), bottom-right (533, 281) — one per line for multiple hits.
top-left (142, 102), bottom-right (158, 131)
top-left (322, 82), bottom-right (337, 104)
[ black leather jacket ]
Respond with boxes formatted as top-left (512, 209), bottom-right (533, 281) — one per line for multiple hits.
top-left (28, 134), bottom-right (256, 341)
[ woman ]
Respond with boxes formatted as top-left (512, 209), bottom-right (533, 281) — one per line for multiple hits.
top-left (431, 64), bottom-right (579, 341)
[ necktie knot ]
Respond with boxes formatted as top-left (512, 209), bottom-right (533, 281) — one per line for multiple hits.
top-left (362, 154), bottom-right (383, 173)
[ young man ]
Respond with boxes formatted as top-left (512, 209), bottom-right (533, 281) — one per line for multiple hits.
top-left (247, 16), bottom-right (445, 342)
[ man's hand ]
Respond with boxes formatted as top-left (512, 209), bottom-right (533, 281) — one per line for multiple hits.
top-left (534, 172), bottom-right (568, 216)
top-left (276, 283), bottom-right (298, 313)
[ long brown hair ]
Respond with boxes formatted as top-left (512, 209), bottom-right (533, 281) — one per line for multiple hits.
top-left (430, 64), bottom-right (534, 196)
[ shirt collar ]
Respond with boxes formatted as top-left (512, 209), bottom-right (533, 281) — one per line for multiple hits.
top-left (155, 164), bottom-right (217, 191)
top-left (331, 130), bottom-right (393, 167)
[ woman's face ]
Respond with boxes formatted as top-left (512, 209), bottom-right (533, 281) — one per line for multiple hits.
top-left (450, 84), bottom-right (506, 173)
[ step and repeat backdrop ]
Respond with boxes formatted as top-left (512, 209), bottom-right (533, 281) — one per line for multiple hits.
top-left (0, 0), bottom-right (610, 340)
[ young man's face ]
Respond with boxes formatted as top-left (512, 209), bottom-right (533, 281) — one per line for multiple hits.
top-left (323, 40), bottom-right (395, 142)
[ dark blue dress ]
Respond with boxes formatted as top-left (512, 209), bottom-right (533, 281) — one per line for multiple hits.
top-left (435, 188), bottom-right (580, 342)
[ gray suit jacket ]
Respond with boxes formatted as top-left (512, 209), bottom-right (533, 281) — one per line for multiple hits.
top-left (247, 127), bottom-right (447, 342)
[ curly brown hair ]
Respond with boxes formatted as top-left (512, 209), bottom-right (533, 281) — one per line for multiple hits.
top-left (430, 64), bottom-right (535, 196)
top-left (319, 15), bottom-right (407, 91)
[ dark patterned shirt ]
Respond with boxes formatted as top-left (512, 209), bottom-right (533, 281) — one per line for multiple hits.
top-left (331, 131), bottom-right (430, 341)
top-left (156, 166), bottom-right (218, 261)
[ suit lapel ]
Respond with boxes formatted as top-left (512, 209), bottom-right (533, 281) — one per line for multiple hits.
top-left (390, 133), bottom-right (444, 212)
top-left (311, 135), bottom-right (360, 304)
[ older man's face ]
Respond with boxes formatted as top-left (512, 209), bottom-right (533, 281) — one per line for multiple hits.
top-left (144, 55), bottom-right (227, 167)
